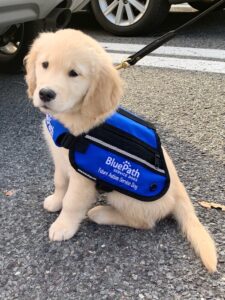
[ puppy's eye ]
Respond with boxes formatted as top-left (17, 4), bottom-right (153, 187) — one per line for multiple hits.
top-left (42, 61), bottom-right (49, 69)
top-left (68, 70), bottom-right (78, 77)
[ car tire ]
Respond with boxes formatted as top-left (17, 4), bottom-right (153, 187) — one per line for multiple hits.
top-left (189, 1), bottom-right (225, 11)
top-left (91, 0), bottom-right (171, 36)
top-left (0, 21), bottom-right (41, 74)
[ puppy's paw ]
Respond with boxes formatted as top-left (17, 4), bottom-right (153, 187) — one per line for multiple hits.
top-left (49, 218), bottom-right (79, 241)
top-left (88, 205), bottom-right (108, 224)
top-left (88, 205), bottom-right (127, 226)
top-left (44, 194), bottom-right (62, 212)
top-left (88, 205), bottom-right (154, 229)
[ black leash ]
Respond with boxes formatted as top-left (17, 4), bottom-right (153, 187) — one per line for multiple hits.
top-left (116, 0), bottom-right (225, 70)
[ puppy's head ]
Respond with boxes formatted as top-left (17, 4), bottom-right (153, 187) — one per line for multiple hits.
top-left (25, 29), bottom-right (123, 123)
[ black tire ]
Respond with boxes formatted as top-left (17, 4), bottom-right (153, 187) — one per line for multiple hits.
top-left (189, 1), bottom-right (225, 11)
top-left (91, 0), bottom-right (171, 36)
top-left (0, 21), bottom-right (42, 74)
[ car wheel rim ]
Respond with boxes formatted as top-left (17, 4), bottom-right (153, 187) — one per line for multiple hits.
top-left (98, 0), bottom-right (150, 26)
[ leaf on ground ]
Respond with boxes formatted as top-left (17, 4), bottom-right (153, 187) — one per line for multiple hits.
top-left (4, 190), bottom-right (15, 197)
top-left (199, 201), bottom-right (225, 211)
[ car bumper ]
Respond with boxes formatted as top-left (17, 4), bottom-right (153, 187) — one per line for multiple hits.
top-left (0, 0), bottom-right (64, 33)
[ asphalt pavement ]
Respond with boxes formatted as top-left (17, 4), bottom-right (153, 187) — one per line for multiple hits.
top-left (1, 7), bottom-right (225, 300)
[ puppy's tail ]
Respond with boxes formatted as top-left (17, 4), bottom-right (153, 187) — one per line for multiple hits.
top-left (173, 183), bottom-right (217, 273)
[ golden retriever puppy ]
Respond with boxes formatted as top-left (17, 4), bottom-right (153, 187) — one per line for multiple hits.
top-left (25, 29), bottom-right (217, 272)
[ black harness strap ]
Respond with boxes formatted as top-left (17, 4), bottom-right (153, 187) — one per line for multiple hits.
top-left (59, 133), bottom-right (76, 149)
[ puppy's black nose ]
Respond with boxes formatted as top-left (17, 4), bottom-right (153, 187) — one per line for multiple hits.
top-left (39, 88), bottom-right (56, 102)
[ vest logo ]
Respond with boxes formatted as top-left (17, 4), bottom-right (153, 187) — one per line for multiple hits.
top-left (46, 114), bottom-right (54, 137)
top-left (105, 156), bottom-right (140, 178)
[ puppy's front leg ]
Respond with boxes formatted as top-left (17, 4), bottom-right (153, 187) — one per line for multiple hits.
top-left (44, 168), bottom-right (68, 212)
top-left (49, 173), bottom-right (96, 241)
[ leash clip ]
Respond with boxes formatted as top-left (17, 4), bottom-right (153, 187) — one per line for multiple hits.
top-left (115, 58), bottom-right (131, 70)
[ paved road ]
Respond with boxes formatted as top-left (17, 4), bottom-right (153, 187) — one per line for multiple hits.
top-left (1, 6), bottom-right (225, 300)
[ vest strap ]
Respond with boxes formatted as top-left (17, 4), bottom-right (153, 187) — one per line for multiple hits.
top-left (59, 133), bottom-right (76, 150)
top-left (96, 180), bottom-right (114, 193)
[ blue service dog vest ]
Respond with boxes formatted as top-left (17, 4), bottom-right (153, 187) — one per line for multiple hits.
top-left (46, 108), bottom-right (170, 201)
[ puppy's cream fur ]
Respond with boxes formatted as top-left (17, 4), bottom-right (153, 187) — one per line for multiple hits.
top-left (25, 29), bottom-right (217, 272)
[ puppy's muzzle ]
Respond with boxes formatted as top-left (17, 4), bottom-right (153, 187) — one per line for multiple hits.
top-left (39, 88), bottom-right (56, 102)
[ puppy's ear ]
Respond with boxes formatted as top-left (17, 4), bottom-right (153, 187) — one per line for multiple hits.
top-left (24, 33), bottom-right (44, 98)
top-left (24, 45), bottom-right (38, 98)
top-left (81, 62), bottom-right (123, 119)
top-left (24, 32), bottom-right (55, 98)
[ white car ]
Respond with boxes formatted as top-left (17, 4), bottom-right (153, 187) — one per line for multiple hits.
top-left (0, 0), bottom-right (89, 73)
